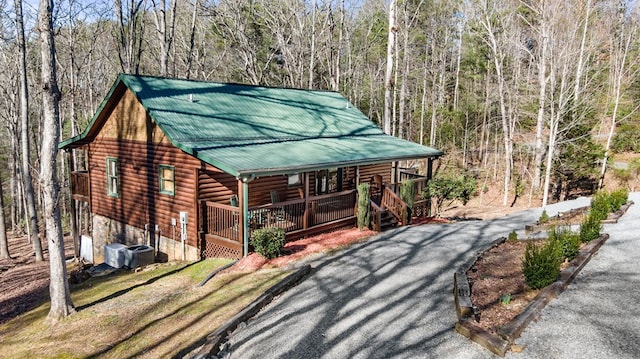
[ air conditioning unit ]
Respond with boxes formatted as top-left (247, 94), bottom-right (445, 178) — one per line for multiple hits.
top-left (104, 243), bottom-right (127, 268)
top-left (123, 245), bottom-right (155, 269)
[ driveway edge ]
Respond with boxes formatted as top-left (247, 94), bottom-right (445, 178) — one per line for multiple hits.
top-left (186, 264), bottom-right (312, 359)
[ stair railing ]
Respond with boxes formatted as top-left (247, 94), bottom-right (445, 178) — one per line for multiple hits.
top-left (370, 200), bottom-right (383, 232)
top-left (381, 187), bottom-right (408, 225)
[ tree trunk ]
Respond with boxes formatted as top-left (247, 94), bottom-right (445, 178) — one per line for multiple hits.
top-left (308, 0), bottom-right (317, 89)
top-left (185, 0), bottom-right (198, 79)
top-left (383, 0), bottom-right (396, 135)
top-left (397, 0), bottom-right (409, 139)
top-left (151, 0), bottom-right (177, 77)
top-left (15, 0), bottom-right (43, 261)
top-left (573, 0), bottom-right (592, 113)
top-left (38, 0), bottom-right (75, 321)
top-left (532, 6), bottom-right (549, 190)
top-left (599, 5), bottom-right (632, 189)
top-left (0, 171), bottom-right (8, 259)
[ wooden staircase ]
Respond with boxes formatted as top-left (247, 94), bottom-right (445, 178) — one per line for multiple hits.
top-left (371, 187), bottom-right (408, 232)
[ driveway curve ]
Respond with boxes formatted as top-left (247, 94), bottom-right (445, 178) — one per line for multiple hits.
top-left (226, 194), bottom-right (640, 358)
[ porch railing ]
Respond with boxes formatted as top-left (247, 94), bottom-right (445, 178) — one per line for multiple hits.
top-left (200, 189), bottom-right (358, 243)
top-left (248, 198), bottom-right (306, 234)
top-left (309, 190), bottom-right (357, 227)
top-left (201, 201), bottom-right (241, 243)
top-left (71, 171), bottom-right (89, 201)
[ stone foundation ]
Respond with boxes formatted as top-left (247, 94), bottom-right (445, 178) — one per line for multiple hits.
top-left (90, 214), bottom-right (199, 264)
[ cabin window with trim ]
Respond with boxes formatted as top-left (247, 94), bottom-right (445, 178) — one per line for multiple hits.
top-left (106, 157), bottom-right (119, 197)
top-left (159, 165), bottom-right (175, 196)
top-left (316, 168), bottom-right (343, 195)
top-left (287, 173), bottom-right (302, 187)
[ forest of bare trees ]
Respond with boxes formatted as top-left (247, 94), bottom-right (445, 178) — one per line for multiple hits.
top-left (1, 0), bottom-right (640, 295)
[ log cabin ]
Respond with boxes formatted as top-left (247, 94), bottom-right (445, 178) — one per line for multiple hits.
top-left (60, 74), bottom-right (443, 262)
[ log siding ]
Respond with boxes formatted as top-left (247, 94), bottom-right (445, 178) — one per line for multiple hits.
top-left (88, 138), bottom-right (201, 248)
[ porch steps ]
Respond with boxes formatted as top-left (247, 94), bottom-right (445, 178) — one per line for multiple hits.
top-left (379, 210), bottom-right (399, 231)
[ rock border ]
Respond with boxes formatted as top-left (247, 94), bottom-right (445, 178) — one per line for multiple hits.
top-left (184, 265), bottom-right (312, 359)
top-left (454, 234), bottom-right (610, 356)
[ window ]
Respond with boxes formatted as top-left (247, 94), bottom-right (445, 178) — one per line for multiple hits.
top-left (316, 168), bottom-right (343, 195)
top-left (287, 173), bottom-right (302, 187)
top-left (159, 165), bottom-right (175, 195)
top-left (106, 157), bottom-right (119, 197)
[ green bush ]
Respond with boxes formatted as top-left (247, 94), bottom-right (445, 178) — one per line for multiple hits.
top-left (548, 226), bottom-right (580, 261)
top-left (609, 188), bottom-right (629, 212)
top-left (400, 180), bottom-right (416, 222)
top-left (251, 227), bottom-right (286, 259)
top-left (612, 122), bottom-right (640, 153)
top-left (357, 183), bottom-right (370, 230)
top-left (423, 171), bottom-right (477, 215)
top-left (522, 239), bottom-right (562, 290)
top-left (579, 215), bottom-right (601, 243)
top-left (507, 230), bottom-right (518, 243)
top-left (589, 190), bottom-right (610, 222)
top-left (538, 209), bottom-right (550, 224)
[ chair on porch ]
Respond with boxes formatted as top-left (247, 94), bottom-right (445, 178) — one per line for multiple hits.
top-left (269, 190), bottom-right (286, 222)
top-left (229, 195), bottom-right (239, 230)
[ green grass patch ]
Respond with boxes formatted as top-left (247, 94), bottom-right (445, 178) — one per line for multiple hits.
top-left (0, 259), bottom-right (289, 359)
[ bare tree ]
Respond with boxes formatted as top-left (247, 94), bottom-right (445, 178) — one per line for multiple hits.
top-left (0, 171), bottom-right (8, 259)
top-left (38, 0), bottom-right (75, 321)
top-left (525, 0), bottom-right (550, 190)
top-left (115, 0), bottom-right (146, 74)
top-left (476, 0), bottom-right (515, 206)
top-left (15, 0), bottom-right (43, 261)
top-left (598, 2), bottom-right (639, 188)
top-left (383, 0), bottom-right (397, 135)
top-left (151, 0), bottom-right (178, 76)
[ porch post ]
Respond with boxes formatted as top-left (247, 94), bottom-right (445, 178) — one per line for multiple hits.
top-left (241, 180), bottom-right (250, 257)
top-left (303, 173), bottom-right (309, 230)
top-left (427, 157), bottom-right (434, 180)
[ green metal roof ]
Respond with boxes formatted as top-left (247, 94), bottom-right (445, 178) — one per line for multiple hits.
top-left (61, 74), bottom-right (443, 178)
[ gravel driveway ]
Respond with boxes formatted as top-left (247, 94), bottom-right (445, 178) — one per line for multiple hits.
top-left (226, 194), bottom-right (639, 358)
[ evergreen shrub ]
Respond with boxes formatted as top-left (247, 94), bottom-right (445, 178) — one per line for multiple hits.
top-left (538, 209), bottom-right (550, 224)
top-left (251, 227), bottom-right (286, 259)
top-left (609, 188), bottom-right (629, 213)
top-left (522, 239), bottom-right (562, 290)
top-left (548, 226), bottom-right (580, 261)
top-left (357, 183), bottom-right (370, 230)
top-left (579, 215), bottom-right (601, 243)
top-left (589, 190), bottom-right (610, 222)
top-left (400, 180), bottom-right (416, 223)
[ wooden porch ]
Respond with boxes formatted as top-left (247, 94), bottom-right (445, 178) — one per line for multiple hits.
top-left (199, 170), bottom-right (433, 258)
top-left (199, 189), bottom-right (358, 258)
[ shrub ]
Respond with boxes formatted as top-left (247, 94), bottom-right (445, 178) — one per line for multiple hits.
top-left (579, 215), bottom-right (601, 243)
top-left (357, 183), bottom-right (370, 230)
top-left (423, 171), bottom-right (477, 216)
top-left (589, 190), bottom-right (610, 222)
top-left (522, 239), bottom-right (562, 290)
top-left (400, 180), bottom-right (416, 222)
top-left (538, 209), bottom-right (550, 224)
top-left (548, 226), bottom-right (580, 261)
top-left (251, 227), bottom-right (286, 259)
top-left (507, 230), bottom-right (518, 243)
top-left (609, 188), bottom-right (629, 212)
